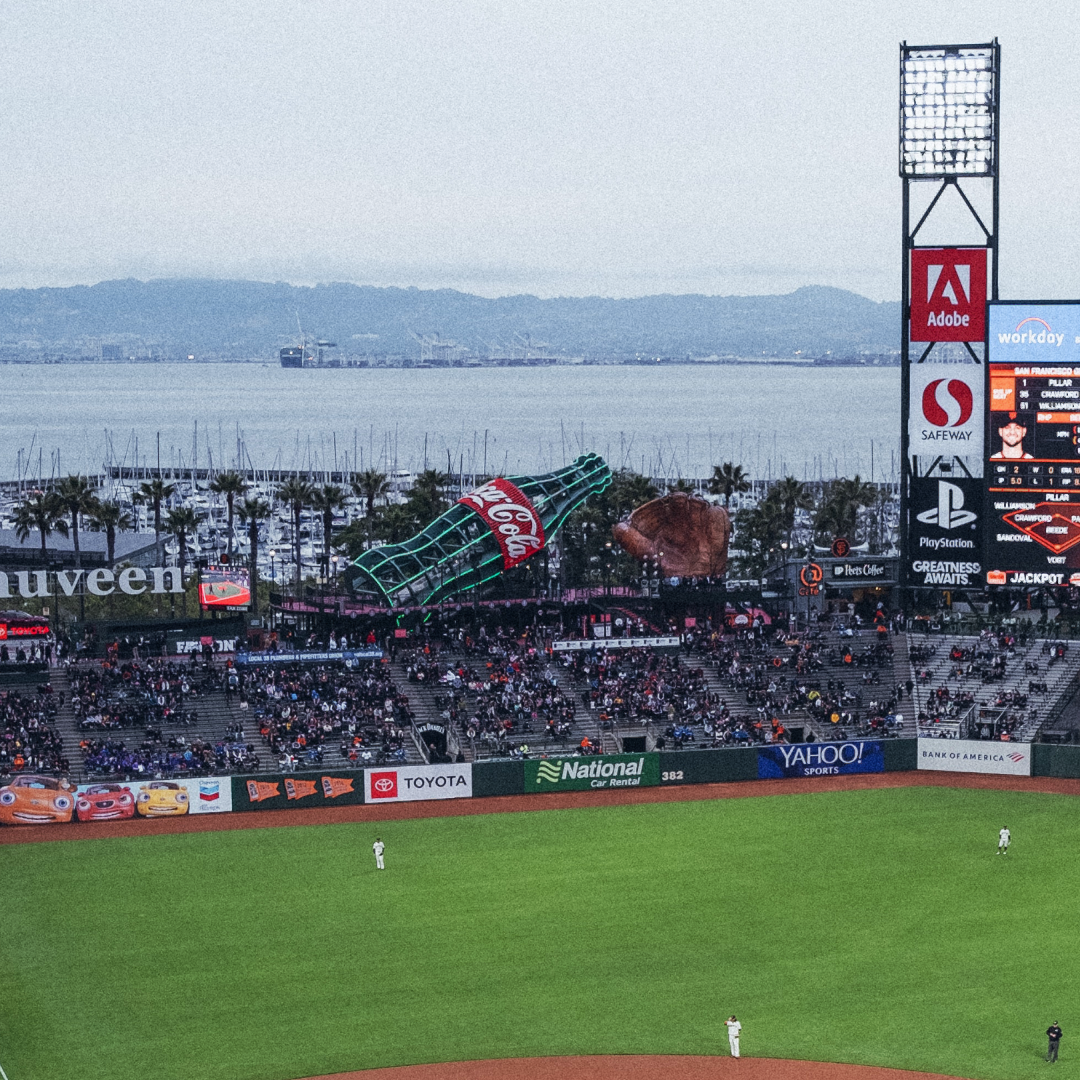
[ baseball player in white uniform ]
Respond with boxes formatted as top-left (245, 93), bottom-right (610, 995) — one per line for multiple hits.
top-left (373, 837), bottom-right (385, 870)
top-left (997, 826), bottom-right (1010, 855)
top-left (726, 1016), bottom-right (742, 1058)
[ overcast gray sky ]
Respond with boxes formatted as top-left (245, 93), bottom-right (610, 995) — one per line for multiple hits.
top-left (2, 0), bottom-right (1075, 300)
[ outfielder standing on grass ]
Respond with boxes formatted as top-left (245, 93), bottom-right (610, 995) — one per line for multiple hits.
top-left (997, 826), bottom-right (1010, 855)
top-left (725, 1016), bottom-right (741, 1058)
top-left (373, 837), bottom-right (385, 870)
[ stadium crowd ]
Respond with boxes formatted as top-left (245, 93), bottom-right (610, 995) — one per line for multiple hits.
top-left (0, 686), bottom-right (66, 776)
top-left (236, 661), bottom-right (416, 768)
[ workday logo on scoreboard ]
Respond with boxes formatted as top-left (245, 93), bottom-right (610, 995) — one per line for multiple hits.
top-left (908, 364), bottom-right (983, 462)
top-left (988, 303), bottom-right (1080, 359)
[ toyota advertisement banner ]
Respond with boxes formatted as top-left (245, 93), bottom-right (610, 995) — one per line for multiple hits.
top-left (365, 763), bottom-right (473, 803)
top-left (917, 739), bottom-right (1032, 776)
top-left (757, 741), bottom-right (883, 779)
top-left (908, 364), bottom-right (984, 463)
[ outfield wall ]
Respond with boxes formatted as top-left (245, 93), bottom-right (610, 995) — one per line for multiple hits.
top-left (0, 740), bottom-right (921, 827)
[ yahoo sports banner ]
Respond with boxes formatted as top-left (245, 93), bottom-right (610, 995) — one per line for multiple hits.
top-left (757, 741), bottom-right (884, 779)
top-left (917, 738), bottom-right (1031, 776)
top-left (364, 762), bottom-right (472, 803)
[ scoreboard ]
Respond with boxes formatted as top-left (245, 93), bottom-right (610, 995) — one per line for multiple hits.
top-left (986, 302), bottom-right (1080, 586)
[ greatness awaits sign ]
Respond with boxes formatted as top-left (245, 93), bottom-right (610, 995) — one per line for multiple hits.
top-left (0, 567), bottom-right (185, 598)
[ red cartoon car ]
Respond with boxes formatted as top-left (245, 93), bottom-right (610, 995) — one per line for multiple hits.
top-left (0, 775), bottom-right (76, 825)
top-left (75, 783), bottom-right (136, 822)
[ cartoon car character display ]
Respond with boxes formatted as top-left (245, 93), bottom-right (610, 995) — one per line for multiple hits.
top-left (0, 775), bottom-right (75, 825)
top-left (135, 781), bottom-right (190, 817)
top-left (76, 784), bottom-right (136, 822)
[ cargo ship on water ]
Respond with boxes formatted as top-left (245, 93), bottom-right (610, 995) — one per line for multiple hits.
top-left (279, 341), bottom-right (339, 368)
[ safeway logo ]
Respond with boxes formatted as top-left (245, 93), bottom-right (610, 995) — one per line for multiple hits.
top-left (910, 248), bottom-right (987, 342)
top-left (369, 771), bottom-right (398, 799)
top-left (921, 379), bottom-right (973, 427)
top-left (916, 481), bottom-right (978, 529)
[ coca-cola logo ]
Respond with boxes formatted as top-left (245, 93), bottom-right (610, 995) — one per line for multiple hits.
top-left (921, 378), bottom-right (974, 427)
top-left (459, 479), bottom-right (546, 569)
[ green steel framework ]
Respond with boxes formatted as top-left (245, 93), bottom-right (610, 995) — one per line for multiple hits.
top-left (347, 453), bottom-right (612, 609)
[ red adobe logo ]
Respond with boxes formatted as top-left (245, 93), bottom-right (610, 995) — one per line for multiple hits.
top-left (910, 248), bottom-right (987, 342)
top-left (369, 771), bottom-right (398, 799)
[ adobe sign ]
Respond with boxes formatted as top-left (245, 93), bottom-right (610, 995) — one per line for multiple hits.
top-left (910, 248), bottom-right (987, 342)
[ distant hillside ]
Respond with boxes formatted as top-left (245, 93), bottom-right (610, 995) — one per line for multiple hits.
top-left (0, 279), bottom-right (901, 360)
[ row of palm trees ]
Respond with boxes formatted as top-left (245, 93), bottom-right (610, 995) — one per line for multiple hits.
top-left (12, 469), bottom-right (397, 596)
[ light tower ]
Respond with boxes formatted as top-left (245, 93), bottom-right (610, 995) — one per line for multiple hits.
top-left (899, 41), bottom-right (1000, 603)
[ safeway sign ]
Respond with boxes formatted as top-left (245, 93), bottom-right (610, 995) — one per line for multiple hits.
top-left (908, 364), bottom-right (984, 458)
top-left (910, 248), bottom-right (987, 342)
top-left (364, 763), bottom-right (472, 802)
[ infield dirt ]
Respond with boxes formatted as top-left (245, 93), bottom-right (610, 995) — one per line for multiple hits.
top-left (298, 1054), bottom-right (974, 1080)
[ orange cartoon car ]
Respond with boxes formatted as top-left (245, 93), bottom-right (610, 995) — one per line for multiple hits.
top-left (0, 775), bottom-right (76, 825)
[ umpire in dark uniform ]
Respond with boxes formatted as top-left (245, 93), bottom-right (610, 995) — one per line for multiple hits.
top-left (1047, 1022), bottom-right (1063, 1062)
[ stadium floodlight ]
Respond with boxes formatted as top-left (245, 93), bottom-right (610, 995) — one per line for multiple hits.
top-left (900, 43), bottom-right (999, 178)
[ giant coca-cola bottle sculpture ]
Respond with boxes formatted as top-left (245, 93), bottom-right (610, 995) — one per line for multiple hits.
top-left (348, 453), bottom-right (611, 608)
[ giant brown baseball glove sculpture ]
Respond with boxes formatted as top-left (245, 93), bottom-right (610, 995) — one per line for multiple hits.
top-left (612, 492), bottom-right (731, 578)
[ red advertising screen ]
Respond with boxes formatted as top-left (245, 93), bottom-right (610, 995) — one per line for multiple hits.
top-left (910, 248), bottom-right (987, 342)
top-left (198, 567), bottom-right (252, 609)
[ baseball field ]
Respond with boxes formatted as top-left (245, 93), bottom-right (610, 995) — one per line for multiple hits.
top-left (0, 783), bottom-right (1074, 1080)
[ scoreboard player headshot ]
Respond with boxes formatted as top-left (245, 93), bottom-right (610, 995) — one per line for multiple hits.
top-left (991, 413), bottom-right (1034, 460)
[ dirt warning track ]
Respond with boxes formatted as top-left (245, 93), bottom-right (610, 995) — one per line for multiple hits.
top-left (2, 768), bottom-right (1079, 845)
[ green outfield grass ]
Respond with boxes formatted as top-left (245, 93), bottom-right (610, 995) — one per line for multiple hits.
top-left (1, 786), bottom-right (1077, 1080)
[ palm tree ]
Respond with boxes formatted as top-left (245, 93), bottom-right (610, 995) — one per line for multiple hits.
top-left (13, 491), bottom-right (64, 565)
top-left (238, 497), bottom-right (270, 614)
top-left (276, 477), bottom-right (314, 587)
top-left (89, 500), bottom-right (133, 566)
top-left (708, 462), bottom-right (751, 507)
top-left (209, 471), bottom-right (247, 557)
top-left (311, 484), bottom-right (347, 570)
top-left (770, 476), bottom-right (814, 550)
top-left (166, 506), bottom-right (201, 614)
top-left (135, 478), bottom-right (176, 540)
top-left (668, 477), bottom-right (696, 494)
top-left (815, 476), bottom-right (878, 542)
top-left (352, 469), bottom-right (390, 517)
top-left (52, 475), bottom-right (99, 569)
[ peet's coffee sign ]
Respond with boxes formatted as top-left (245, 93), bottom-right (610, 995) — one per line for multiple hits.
top-left (0, 567), bottom-right (185, 599)
top-left (831, 562), bottom-right (889, 580)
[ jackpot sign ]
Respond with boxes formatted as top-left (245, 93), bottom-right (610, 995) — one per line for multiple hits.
top-left (910, 248), bottom-right (987, 342)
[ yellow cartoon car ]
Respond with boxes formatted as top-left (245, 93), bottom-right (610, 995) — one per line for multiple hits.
top-left (135, 781), bottom-right (190, 817)
top-left (0, 775), bottom-right (75, 825)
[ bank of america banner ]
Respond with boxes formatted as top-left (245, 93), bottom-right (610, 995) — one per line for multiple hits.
top-left (917, 739), bottom-right (1031, 776)
top-left (364, 763), bottom-right (472, 803)
top-left (757, 741), bottom-right (884, 779)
